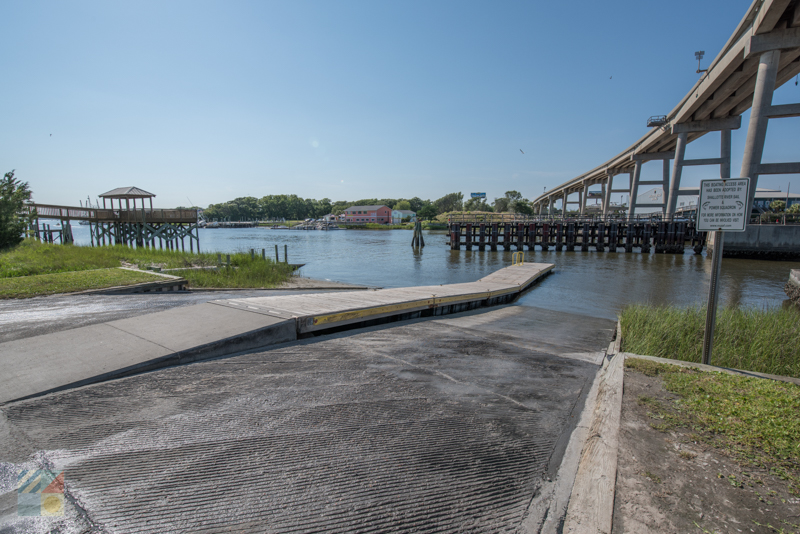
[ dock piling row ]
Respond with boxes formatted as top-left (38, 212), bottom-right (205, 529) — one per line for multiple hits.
top-left (449, 220), bottom-right (706, 253)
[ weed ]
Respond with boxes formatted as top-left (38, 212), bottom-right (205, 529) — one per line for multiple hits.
top-left (620, 303), bottom-right (800, 379)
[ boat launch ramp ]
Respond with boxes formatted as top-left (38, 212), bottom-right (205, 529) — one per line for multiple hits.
top-left (0, 262), bottom-right (553, 404)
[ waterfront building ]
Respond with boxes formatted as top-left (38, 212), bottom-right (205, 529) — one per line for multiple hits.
top-left (391, 210), bottom-right (416, 224)
top-left (343, 205), bottom-right (391, 224)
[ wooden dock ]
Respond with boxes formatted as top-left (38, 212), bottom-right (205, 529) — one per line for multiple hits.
top-left (449, 220), bottom-right (706, 254)
top-left (211, 262), bottom-right (553, 334)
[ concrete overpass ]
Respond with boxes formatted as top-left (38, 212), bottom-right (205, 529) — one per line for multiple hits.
top-left (532, 0), bottom-right (800, 219)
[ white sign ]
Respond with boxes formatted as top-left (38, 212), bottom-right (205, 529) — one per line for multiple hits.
top-left (697, 178), bottom-right (750, 232)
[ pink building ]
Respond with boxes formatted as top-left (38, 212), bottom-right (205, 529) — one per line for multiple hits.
top-left (343, 205), bottom-right (392, 224)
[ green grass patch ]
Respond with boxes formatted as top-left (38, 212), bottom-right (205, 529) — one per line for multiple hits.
top-left (620, 304), bottom-right (800, 378)
top-left (173, 254), bottom-right (294, 288)
top-left (0, 268), bottom-right (164, 298)
top-left (0, 240), bottom-right (294, 292)
top-left (626, 358), bottom-right (800, 495)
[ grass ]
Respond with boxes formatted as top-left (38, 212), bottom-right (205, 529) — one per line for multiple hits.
top-left (0, 268), bottom-right (164, 298)
top-left (0, 240), bottom-right (294, 295)
top-left (620, 303), bottom-right (800, 378)
top-left (626, 358), bottom-right (800, 496)
top-left (174, 254), bottom-right (294, 288)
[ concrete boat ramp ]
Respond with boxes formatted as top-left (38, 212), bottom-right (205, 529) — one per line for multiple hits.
top-left (0, 262), bottom-right (553, 404)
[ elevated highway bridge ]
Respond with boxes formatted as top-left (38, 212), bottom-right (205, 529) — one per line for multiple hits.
top-left (532, 0), bottom-right (800, 220)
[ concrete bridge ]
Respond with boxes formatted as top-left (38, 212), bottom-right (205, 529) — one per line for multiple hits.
top-left (533, 0), bottom-right (800, 220)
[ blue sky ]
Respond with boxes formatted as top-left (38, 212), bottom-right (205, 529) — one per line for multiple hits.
top-left (2, 0), bottom-right (799, 208)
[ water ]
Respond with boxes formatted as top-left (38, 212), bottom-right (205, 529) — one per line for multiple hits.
top-left (65, 224), bottom-right (800, 320)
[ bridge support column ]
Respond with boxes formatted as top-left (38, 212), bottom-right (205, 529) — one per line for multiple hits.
top-left (721, 128), bottom-right (731, 179)
top-left (581, 182), bottom-right (589, 215)
top-left (602, 173), bottom-right (613, 217)
top-left (548, 196), bottom-right (554, 216)
top-left (741, 49), bottom-right (780, 213)
top-left (662, 159), bottom-right (670, 216)
top-left (665, 132), bottom-right (687, 219)
top-left (628, 161), bottom-right (642, 218)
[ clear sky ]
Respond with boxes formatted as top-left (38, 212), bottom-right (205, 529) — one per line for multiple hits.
top-left (2, 0), bottom-right (799, 208)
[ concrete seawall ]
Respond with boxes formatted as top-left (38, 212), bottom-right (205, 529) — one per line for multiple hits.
top-left (709, 225), bottom-right (800, 259)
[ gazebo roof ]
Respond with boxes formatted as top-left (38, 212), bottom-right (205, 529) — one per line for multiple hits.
top-left (99, 187), bottom-right (156, 199)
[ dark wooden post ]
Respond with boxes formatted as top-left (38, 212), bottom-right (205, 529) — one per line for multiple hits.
top-left (465, 223), bottom-right (472, 251)
top-left (566, 222), bottom-right (575, 251)
top-left (555, 222), bottom-right (563, 251)
top-left (597, 222), bottom-right (605, 252)
top-left (478, 223), bottom-right (485, 251)
top-left (609, 222), bottom-right (617, 253)
top-left (541, 222), bottom-right (549, 251)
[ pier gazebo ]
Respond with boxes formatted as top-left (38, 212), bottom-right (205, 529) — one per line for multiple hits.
top-left (99, 186), bottom-right (156, 212)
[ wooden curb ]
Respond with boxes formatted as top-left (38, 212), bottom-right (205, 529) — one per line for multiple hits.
top-left (562, 347), bottom-right (624, 534)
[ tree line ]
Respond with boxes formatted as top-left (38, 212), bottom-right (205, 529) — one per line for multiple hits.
top-left (202, 190), bottom-right (534, 221)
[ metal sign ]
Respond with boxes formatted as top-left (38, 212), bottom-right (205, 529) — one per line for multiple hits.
top-left (470, 192), bottom-right (486, 199)
top-left (587, 192), bottom-right (604, 198)
top-left (696, 178), bottom-right (750, 232)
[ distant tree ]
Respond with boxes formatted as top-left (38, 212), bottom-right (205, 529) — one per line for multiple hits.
top-left (434, 192), bottom-right (463, 214)
top-left (331, 200), bottom-right (350, 215)
top-left (393, 200), bottom-right (411, 211)
top-left (512, 200), bottom-right (533, 216)
top-left (770, 200), bottom-right (786, 212)
top-left (418, 204), bottom-right (438, 221)
top-left (0, 170), bottom-right (35, 249)
top-left (504, 190), bottom-right (523, 202)
top-left (788, 202), bottom-right (800, 214)
top-left (493, 197), bottom-right (509, 213)
top-left (464, 197), bottom-right (493, 212)
top-left (408, 197), bottom-right (427, 213)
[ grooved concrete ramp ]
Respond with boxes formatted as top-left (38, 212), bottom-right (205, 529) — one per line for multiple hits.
top-left (0, 304), bottom-right (614, 533)
top-left (0, 263), bottom-right (552, 404)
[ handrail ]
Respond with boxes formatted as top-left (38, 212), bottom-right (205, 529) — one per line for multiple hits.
top-left (25, 204), bottom-right (198, 222)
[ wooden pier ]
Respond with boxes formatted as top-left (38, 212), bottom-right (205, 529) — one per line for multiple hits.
top-left (449, 220), bottom-right (706, 254)
top-left (26, 187), bottom-right (200, 251)
top-left (28, 203), bottom-right (200, 251)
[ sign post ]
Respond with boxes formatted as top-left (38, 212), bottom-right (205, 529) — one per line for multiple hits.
top-left (696, 177), bottom-right (749, 365)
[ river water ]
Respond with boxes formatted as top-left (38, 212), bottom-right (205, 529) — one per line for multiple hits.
top-left (66, 225), bottom-right (799, 320)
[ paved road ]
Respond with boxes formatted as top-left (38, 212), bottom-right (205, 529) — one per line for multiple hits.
top-left (0, 305), bottom-right (614, 533)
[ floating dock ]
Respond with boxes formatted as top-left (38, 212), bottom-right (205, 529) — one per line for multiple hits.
top-left (213, 262), bottom-right (553, 333)
top-left (0, 262), bottom-right (553, 404)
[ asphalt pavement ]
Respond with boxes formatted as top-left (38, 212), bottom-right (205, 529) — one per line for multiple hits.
top-left (0, 304), bottom-right (614, 533)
